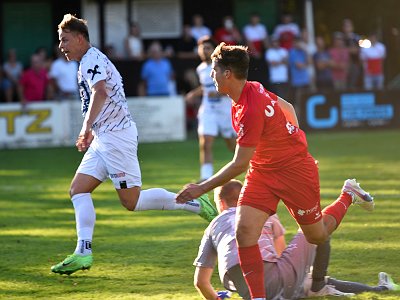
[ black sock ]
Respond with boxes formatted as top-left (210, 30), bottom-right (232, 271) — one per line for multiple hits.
top-left (311, 238), bottom-right (331, 292)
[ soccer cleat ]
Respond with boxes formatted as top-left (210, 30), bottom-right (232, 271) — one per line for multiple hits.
top-left (378, 272), bottom-right (400, 291)
top-left (307, 285), bottom-right (355, 297)
top-left (197, 194), bottom-right (218, 222)
top-left (51, 254), bottom-right (93, 275)
top-left (342, 179), bottom-right (374, 211)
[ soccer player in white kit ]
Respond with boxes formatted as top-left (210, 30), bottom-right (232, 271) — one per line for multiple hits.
top-left (185, 37), bottom-right (236, 181)
top-left (51, 14), bottom-right (218, 275)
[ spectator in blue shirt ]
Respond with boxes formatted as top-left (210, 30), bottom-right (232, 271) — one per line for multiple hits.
top-left (313, 36), bottom-right (334, 93)
top-left (138, 41), bottom-right (175, 96)
top-left (289, 37), bottom-right (311, 111)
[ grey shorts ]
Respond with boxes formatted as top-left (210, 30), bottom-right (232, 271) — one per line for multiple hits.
top-left (226, 233), bottom-right (316, 300)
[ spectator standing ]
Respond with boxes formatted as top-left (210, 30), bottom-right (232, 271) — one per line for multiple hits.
top-left (272, 14), bottom-right (300, 50)
top-left (0, 66), bottom-right (13, 102)
top-left (124, 22), bottom-right (144, 60)
top-left (265, 37), bottom-right (289, 99)
top-left (329, 32), bottom-right (350, 91)
top-left (214, 16), bottom-right (243, 46)
top-left (342, 18), bottom-right (362, 90)
top-left (35, 46), bottom-right (52, 71)
top-left (18, 53), bottom-right (49, 104)
top-left (289, 37), bottom-right (311, 109)
top-left (176, 25), bottom-right (198, 59)
top-left (313, 36), bottom-right (334, 93)
top-left (48, 46), bottom-right (79, 100)
top-left (139, 41), bottom-right (175, 96)
top-left (360, 32), bottom-right (386, 90)
top-left (3, 48), bottom-right (23, 102)
top-left (243, 13), bottom-right (269, 58)
top-left (299, 28), bottom-right (317, 92)
top-left (190, 14), bottom-right (212, 42)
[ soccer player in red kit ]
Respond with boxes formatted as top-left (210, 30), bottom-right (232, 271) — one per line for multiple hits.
top-left (176, 42), bottom-right (374, 300)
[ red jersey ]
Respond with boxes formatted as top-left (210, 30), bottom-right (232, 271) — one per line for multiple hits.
top-left (19, 68), bottom-right (48, 101)
top-left (232, 81), bottom-right (308, 170)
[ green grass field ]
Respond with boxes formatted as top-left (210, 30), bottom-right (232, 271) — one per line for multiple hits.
top-left (0, 129), bottom-right (399, 300)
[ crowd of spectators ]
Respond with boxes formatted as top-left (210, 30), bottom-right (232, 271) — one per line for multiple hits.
top-left (0, 46), bottom-right (79, 104)
top-left (0, 14), bottom-right (387, 111)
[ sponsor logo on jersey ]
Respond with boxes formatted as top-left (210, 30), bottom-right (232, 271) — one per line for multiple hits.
top-left (286, 121), bottom-right (298, 135)
top-left (87, 65), bottom-right (101, 80)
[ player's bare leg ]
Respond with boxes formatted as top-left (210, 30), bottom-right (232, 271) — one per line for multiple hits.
top-left (235, 205), bottom-right (270, 299)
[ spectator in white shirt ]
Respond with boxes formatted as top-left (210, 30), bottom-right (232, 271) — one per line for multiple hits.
top-left (243, 13), bottom-right (269, 58)
top-left (360, 32), bottom-right (386, 90)
top-left (190, 14), bottom-right (212, 42)
top-left (265, 37), bottom-right (289, 99)
top-left (48, 46), bottom-right (79, 100)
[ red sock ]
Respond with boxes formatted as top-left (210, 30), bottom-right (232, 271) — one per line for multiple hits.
top-left (237, 244), bottom-right (266, 299)
top-left (322, 192), bottom-right (352, 227)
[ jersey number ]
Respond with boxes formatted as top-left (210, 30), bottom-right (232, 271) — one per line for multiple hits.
top-left (264, 105), bottom-right (274, 117)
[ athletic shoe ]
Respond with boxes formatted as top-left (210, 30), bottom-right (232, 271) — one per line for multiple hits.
top-left (51, 254), bottom-right (93, 275)
top-left (307, 284), bottom-right (355, 297)
top-left (378, 272), bottom-right (400, 291)
top-left (342, 179), bottom-right (374, 211)
top-left (197, 194), bottom-right (218, 222)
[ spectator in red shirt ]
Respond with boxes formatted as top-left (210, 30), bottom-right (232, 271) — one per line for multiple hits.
top-left (176, 42), bottom-right (374, 300)
top-left (329, 32), bottom-right (350, 91)
top-left (214, 16), bottom-right (243, 46)
top-left (18, 53), bottom-right (49, 104)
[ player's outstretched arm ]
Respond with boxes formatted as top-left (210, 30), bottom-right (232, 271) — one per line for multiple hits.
top-left (176, 145), bottom-right (254, 203)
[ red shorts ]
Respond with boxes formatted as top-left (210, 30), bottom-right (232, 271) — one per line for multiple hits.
top-left (238, 154), bottom-right (322, 225)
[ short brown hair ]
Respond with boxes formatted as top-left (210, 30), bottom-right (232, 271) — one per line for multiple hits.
top-left (58, 14), bottom-right (90, 42)
top-left (216, 179), bottom-right (243, 207)
top-left (211, 42), bottom-right (249, 79)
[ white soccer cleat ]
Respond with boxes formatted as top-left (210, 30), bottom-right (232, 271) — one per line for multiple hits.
top-left (342, 179), bottom-right (374, 211)
top-left (307, 284), bottom-right (355, 297)
top-left (378, 272), bottom-right (400, 291)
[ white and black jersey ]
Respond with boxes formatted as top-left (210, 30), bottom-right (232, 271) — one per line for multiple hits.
top-left (78, 47), bottom-right (133, 134)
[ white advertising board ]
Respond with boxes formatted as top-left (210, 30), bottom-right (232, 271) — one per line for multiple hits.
top-left (0, 96), bottom-right (186, 149)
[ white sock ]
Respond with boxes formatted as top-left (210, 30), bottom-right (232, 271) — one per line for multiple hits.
top-left (134, 188), bottom-right (201, 214)
top-left (72, 193), bottom-right (95, 256)
top-left (200, 163), bottom-right (213, 180)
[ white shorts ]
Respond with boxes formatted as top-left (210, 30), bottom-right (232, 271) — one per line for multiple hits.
top-left (197, 97), bottom-right (236, 138)
top-left (76, 125), bottom-right (142, 189)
